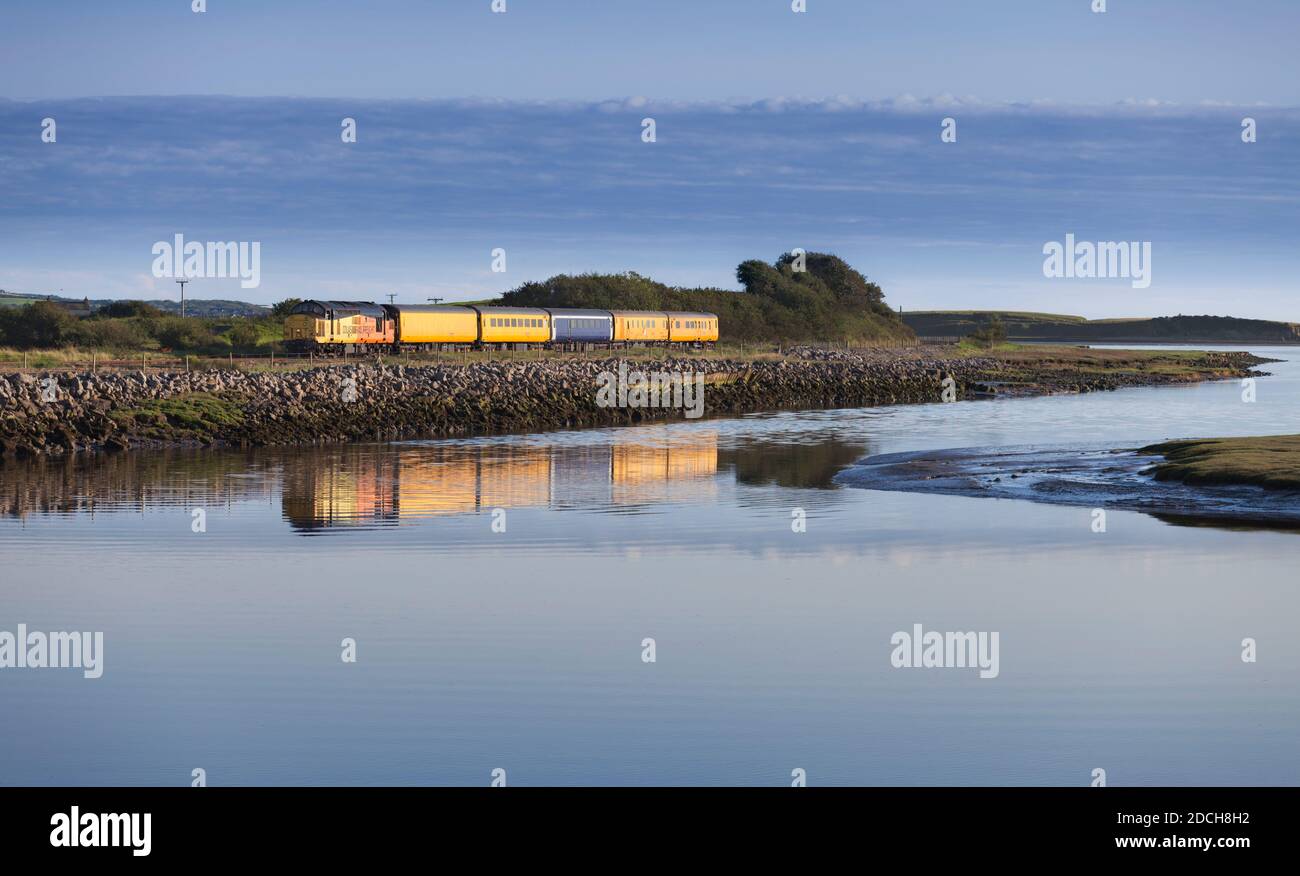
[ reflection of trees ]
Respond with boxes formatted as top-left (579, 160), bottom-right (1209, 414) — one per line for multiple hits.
top-left (718, 438), bottom-right (868, 490)
top-left (0, 449), bottom-right (276, 519)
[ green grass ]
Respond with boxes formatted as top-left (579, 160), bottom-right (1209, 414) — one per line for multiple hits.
top-left (110, 393), bottom-right (245, 439)
top-left (0, 346), bottom-right (124, 367)
top-left (954, 339), bottom-right (1022, 354)
top-left (1139, 435), bottom-right (1300, 490)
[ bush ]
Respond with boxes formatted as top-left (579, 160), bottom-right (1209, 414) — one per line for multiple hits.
top-left (149, 317), bottom-right (214, 351)
top-left (0, 301), bottom-right (79, 349)
top-left (227, 320), bottom-right (262, 349)
top-left (73, 318), bottom-right (151, 351)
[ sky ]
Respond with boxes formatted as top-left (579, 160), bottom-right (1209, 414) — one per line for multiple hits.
top-left (1, 0), bottom-right (1298, 319)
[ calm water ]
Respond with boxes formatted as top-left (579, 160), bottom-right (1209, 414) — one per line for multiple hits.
top-left (2, 347), bottom-right (1299, 786)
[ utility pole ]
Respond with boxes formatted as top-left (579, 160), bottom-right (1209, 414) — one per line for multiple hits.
top-left (426, 297), bottom-right (444, 305)
top-left (176, 279), bottom-right (189, 318)
top-left (387, 294), bottom-right (397, 305)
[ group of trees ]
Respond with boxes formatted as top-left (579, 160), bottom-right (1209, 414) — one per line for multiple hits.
top-left (502, 252), bottom-right (914, 343)
top-left (0, 299), bottom-right (282, 352)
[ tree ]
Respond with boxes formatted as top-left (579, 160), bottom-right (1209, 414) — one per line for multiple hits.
top-left (271, 298), bottom-right (303, 319)
top-left (0, 301), bottom-right (77, 348)
top-left (501, 252), bottom-right (914, 344)
top-left (968, 315), bottom-right (1008, 349)
top-left (94, 300), bottom-right (163, 319)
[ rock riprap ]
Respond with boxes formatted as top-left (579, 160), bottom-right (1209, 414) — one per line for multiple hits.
top-left (0, 349), bottom-right (1265, 459)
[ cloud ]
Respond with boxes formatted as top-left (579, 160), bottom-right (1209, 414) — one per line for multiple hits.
top-left (2, 96), bottom-right (1298, 315)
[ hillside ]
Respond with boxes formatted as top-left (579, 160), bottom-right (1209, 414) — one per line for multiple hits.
top-left (500, 252), bottom-right (915, 343)
top-left (902, 311), bottom-right (1300, 344)
top-left (0, 290), bottom-right (268, 318)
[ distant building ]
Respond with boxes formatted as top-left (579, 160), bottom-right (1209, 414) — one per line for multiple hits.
top-left (49, 296), bottom-right (92, 316)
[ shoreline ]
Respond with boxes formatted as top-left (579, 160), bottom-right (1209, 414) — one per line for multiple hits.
top-left (1140, 435), bottom-right (1300, 491)
top-left (841, 440), bottom-right (1300, 531)
top-left (0, 346), bottom-right (1270, 460)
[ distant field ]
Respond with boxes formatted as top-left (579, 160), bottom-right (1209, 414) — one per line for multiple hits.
top-left (904, 309), bottom-right (1089, 324)
top-left (902, 310), bottom-right (1300, 343)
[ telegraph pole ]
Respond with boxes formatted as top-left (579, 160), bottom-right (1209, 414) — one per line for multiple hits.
top-left (387, 294), bottom-right (397, 305)
top-left (176, 279), bottom-right (189, 318)
top-left (426, 297), bottom-right (444, 305)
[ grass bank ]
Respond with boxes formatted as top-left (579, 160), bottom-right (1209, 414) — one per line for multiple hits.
top-left (1140, 436), bottom-right (1300, 490)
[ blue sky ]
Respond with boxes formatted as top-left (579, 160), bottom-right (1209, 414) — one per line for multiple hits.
top-left (1, 1), bottom-right (1298, 318)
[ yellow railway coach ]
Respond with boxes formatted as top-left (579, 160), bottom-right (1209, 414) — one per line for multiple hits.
top-left (612, 311), bottom-right (670, 343)
top-left (475, 306), bottom-right (551, 345)
top-left (668, 312), bottom-right (719, 343)
top-left (395, 305), bottom-right (479, 347)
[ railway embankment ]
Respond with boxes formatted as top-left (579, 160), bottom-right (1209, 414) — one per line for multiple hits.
top-left (0, 347), bottom-right (1270, 458)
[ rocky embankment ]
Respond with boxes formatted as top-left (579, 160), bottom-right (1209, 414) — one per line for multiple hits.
top-left (0, 348), bottom-right (1267, 458)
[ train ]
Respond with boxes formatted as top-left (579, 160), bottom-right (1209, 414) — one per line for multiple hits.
top-left (283, 301), bottom-right (719, 354)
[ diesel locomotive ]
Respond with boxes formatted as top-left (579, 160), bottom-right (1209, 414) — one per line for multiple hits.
top-left (283, 300), bottom-right (719, 354)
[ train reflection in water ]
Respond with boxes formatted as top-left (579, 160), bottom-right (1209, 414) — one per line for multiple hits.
top-left (280, 433), bottom-right (720, 531)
